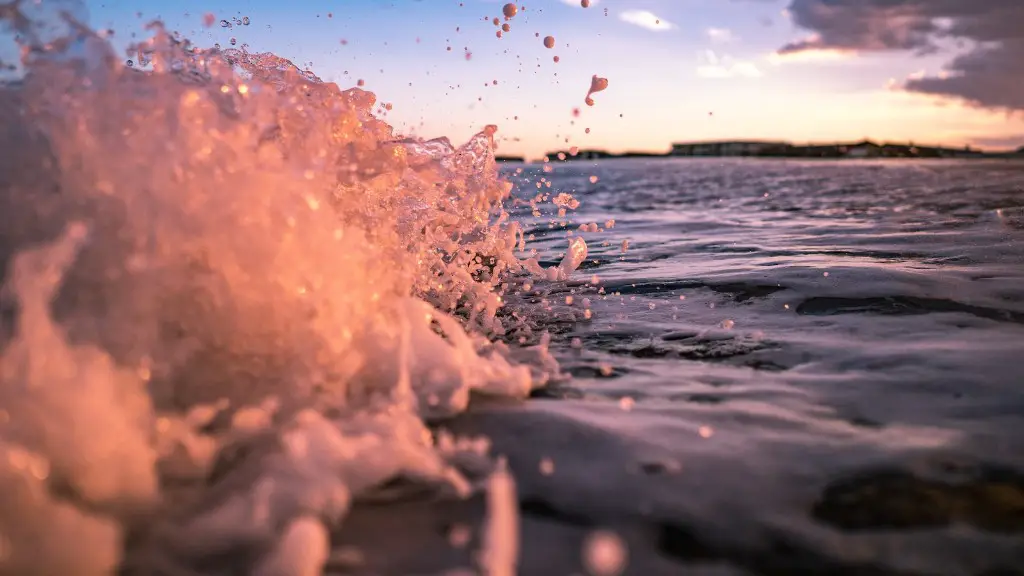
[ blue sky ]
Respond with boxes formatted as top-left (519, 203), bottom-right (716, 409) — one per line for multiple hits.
top-left (84, 0), bottom-right (1024, 158)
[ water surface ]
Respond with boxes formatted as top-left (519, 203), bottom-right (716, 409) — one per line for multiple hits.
top-left (443, 158), bottom-right (1024, 576)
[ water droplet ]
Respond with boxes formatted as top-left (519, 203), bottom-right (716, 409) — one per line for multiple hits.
top-left (553, 55), bottom-right (560, 63)
top-left (125, 59), bottom-right (134, 67)
top-left (543, 35), bottom-right (555, 49)
top-left (220, 19), bottom-right (231, 28)
top-left (502, 3), bottom-right (518, 18)
top-left (582, 530), bottom-right (627, 576)
top-left (230, 37), bottom-right (237, 45)
top-left (242, 16), bottom-right (250, 25)
top-left (539, 457), bottom-right (554, 475)
top-left (448, 524), bottom-right (472, 548)
top-left (585, 75), bottom-right (609, 106)
top-left (581, 0), bottom-right (592, 7)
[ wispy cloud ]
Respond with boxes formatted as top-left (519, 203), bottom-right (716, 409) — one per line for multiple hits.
top-left (768, 47), bottom-right (853, 65)
top-left (706, 27), bottom-right (736, 43)
top-left (696, 50), bottom-right (762, 79)
top-left (619, 10), bottom-right (675, 31)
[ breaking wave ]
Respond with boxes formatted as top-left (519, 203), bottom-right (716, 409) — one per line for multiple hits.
top-left (0, 3), bottom-right (587, 574)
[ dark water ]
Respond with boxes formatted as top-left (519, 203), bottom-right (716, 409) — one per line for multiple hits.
top-left (346, 159), bottom-right (1024, 576)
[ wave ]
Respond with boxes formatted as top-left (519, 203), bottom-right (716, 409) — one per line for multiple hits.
top-left (795, 296), bottom-right (1024, 325)
top-left (0, 4), bottom-right (589, 574)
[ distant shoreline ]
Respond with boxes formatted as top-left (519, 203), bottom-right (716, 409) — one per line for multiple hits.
top-left (495, 139), bottom-right (1024, 164)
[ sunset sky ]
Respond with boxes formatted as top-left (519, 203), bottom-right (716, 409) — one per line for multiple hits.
top-left (87, 0), bottom-right (1024, 158)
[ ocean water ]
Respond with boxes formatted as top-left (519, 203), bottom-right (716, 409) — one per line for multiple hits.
top-left (488, 158), bottom-right (1024, 575)
top-left (2, 4), bottom-right (1024, 576)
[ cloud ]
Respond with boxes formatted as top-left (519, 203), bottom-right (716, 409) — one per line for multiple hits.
top-left (707, 27), bottom-right (736, 43)
top-left (696, 50), bottom-right (763, 79)
top-left (619, 10), bottom-right (675, 31)
top-left (767, 46), bottom-right (853, 65)
top-left (773, 0), bottom-right (1024, 110)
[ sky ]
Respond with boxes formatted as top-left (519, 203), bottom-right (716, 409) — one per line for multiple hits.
top-left (83, 0), bottom-right (1024, 159)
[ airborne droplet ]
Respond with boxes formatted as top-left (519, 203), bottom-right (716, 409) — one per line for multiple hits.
top-left (543, 36), bottom-right (555, 49)
top-left (585, 75), bottom-right (609, 106)
top-left (581, 0), bottom-right (592, 7)
top-left (502, 3), bottom-right (518, 19)
top-left (582, 530), bottom-right (628, 576)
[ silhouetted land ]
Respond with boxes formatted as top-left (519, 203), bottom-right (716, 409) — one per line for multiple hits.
top-left (495, 140), bottom-right (1024, 163)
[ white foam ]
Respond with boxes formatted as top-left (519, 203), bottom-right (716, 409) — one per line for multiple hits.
top-left (0, 6), bottom-right (589, 572)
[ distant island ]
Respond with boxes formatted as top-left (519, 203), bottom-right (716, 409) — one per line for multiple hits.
top-left (495, 140), bottom-right (1024, 163)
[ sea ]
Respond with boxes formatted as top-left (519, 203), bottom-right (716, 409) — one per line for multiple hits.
top-left (1, 4), bottom-right (1023, 576)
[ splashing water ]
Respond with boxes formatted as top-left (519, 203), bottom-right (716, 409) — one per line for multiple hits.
top-left (585, 75), bottom-right (609, 106)
top-left (0, 4), bottom-right (588, 574)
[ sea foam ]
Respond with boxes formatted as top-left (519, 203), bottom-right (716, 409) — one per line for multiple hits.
top-left (0, 3), bottom-right (585, 573)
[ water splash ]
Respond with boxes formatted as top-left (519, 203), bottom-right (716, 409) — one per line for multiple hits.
top-left (0, 4), bottom-right (588, 573)
top-left (585, 74), bottom-right (609, 106)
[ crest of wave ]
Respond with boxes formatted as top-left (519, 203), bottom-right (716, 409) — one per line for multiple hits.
top-left (0, 3), bottom-right (582, 574)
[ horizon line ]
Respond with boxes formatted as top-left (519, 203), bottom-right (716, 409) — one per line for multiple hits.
top-left (496, 137), bottom-right (1024, 162)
